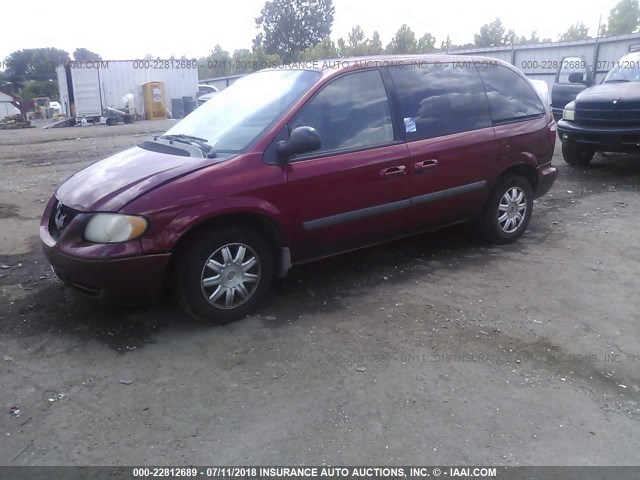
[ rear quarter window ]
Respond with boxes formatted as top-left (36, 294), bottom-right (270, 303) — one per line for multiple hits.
top-left (478, 65), bottom-right (545, 124)
top-left (389, 63), bottom-right (492, 141)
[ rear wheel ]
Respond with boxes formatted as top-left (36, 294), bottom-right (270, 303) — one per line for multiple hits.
top-left (174, 228), bottom-right (274, 324)
top-left (476, 174), bottom-right (533, 244)
top-left (562, 143), bottom-right (594, 166)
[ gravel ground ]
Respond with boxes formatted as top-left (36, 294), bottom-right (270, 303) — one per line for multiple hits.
top-left (0, 121), bottom-right (638, 466)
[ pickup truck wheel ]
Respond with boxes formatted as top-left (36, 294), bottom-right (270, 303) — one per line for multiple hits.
top-left (562, 144), bottom-right (594, 166)
top-left (175, 228), bottom-right (274, 324)
top-left (476, 174), bottom-right (533, 245)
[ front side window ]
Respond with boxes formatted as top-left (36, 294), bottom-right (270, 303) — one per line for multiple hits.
top-left (478, 65), bottom-right (545, 124)
top-left (389, 63), bottom-right (492, 141)
top-left (290, 70), bottom-right (394, 157)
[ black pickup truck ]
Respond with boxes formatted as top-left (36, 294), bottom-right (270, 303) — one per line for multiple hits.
top-left (551, 45), bottom-right (640, 166)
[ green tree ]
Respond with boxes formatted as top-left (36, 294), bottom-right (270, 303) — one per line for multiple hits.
top-left (4, 48), bottom-right (69, 85)
top-left (19, 80), bottom-right (59, 101)
top-left (417, 33), bottom-right (437, 53)
top-left (504, 29), bottom-right (517, 45)
top-left (440, 35), bottom-right (452, 52)
top-left (336, 25), bottom-right (376, 57)
top-left (474, 18), bottom-right (506, 47)
top-left (0, 71), bottom-right (9, 90)
top-left (257, 0), bottom-right (335, 62)
top-left (300, 37), bottom-right (338, 60)
top-left (386, 24), bottom-right (418, 54)
top-left (252, 45), bottom-right (282, 70)
top-left (73, 48), bottom-right (102, 62)
top-left (333, 27), bottom-right (386, 58)
top-left (367, 31), bottom-right (384, 55)
top-left (602, 0), bottom-right (640, 35)
top-left (336, 38), bottom-right (347, 57)
top-left (348, 26), bottom-right (366, 50)
top-left (559, 22), bottom-right (591, 41)
top-left (522, 31), bottom-right (540, 44)
top-left (198, 45), bottom-right (232, 79)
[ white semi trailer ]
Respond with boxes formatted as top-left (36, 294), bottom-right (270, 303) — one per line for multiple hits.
top-left (55, 60), bottom-right (199, 124)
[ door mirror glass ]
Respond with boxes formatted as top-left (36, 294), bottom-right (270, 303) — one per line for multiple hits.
top-left (568, 72), bottom-right (584, 83)
top-left (556, 56), bottom-right (592, 86)
top-left (277, 126), bottom-right (321, 158)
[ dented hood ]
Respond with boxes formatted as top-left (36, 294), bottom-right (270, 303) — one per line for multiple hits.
top-left (56, 146), bottom-right (219, 211)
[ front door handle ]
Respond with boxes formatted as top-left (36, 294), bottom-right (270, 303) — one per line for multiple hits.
top-left (381, 166), bottom-right (407, 178)
top-left (414, 159), bottom-right (438, 172)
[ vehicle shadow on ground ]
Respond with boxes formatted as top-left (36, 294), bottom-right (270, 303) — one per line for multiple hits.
top-left (260, 223), bottom-right (544, 325)
top-left (558, 152), bottom-right (640, 190)
top-left (6, 281), bottom-right (181, 353)
top-left (4, 219), bottom-right (555, 352)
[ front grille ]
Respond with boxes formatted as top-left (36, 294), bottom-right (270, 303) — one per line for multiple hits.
top-left (48, 200), bottom-right (80, 240)
top-left (576, 100), bottom-right (640, 125)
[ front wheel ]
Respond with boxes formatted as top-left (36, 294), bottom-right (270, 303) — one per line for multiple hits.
top-left (562, 143), bottom-right (594, 166)
top-left (476, 174), bottom-right (533, 244)
top-left (174, 228), bottom-right (274, 324)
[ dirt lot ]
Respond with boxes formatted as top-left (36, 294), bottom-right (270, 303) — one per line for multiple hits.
top-left (0, 121), bottom-right (638, 466)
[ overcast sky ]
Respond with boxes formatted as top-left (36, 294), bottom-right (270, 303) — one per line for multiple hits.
top-left (1, 0), bottom-right (621, 62)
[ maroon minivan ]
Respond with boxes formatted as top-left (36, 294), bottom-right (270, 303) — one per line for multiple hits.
top-left (40, 55), bottom-right (558, 323)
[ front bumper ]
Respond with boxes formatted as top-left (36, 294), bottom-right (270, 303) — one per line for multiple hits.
top-left (535, 164), bottom-right (558, 199)
top-left (40, 198), bottom-right (171, 299)
top-left (43, 243), bottom-right (171, 299)
top-left (557, 120), bottom-right (640, 153)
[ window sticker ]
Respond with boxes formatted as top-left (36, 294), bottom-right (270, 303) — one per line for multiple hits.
top-left (404, 117), bottom-right (417, 133)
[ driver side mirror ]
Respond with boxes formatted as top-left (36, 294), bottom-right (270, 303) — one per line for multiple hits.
top-left (277, 126), bottom-right (321, 159)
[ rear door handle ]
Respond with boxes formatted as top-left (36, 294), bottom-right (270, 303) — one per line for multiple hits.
top-left (414, 159), bottom-right (438, 172)
top-left (381, 166), bottom-right (407, 178)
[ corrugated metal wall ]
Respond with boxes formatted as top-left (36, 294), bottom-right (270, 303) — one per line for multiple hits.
top-left (450, 32), bottom-right (640, 89)
top-left (199, 33), bottom-right (640, 94)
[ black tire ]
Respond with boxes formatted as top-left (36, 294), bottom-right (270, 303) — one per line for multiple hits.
top-left (106, 117), bottom-right (117, 126)
top-left (174, 228), bottom-right (274, 324)
top-left (476, 174), bottom-right (533, 244)
top-left (562, 143), bottom-right (594, 166)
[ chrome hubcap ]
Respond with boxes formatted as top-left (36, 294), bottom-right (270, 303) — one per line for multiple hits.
top-left (498, 187), bottom-right (527, 234)
top-left (200, 243), bottom-right (261, 309)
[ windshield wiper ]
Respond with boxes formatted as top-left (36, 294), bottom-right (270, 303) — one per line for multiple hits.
top-left (158, 134), bottom-right (217, 158)
top-left (604, 79), bottom-right (630, 83)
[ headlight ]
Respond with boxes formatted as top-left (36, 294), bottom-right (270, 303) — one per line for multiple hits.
top-left (563, 102), bottom-right (576, 121)
top-left (84, 213), bottom-right (149, 243)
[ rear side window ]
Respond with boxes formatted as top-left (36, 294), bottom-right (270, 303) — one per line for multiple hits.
top-left (478, 65), bottom-right (545, 124)
top-left (291, 70), bottom-right (394, 156)
top-left (389, 63), bottom-right (491, 141)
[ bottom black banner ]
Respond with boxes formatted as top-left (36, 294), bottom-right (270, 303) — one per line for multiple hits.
top-left (0, 466), bottom-right (638, 480)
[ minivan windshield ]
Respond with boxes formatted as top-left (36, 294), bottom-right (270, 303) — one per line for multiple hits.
top-left (603, 53), bottom-right (640, 83)
top-left (165, 69), bottom-right (321, 153)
